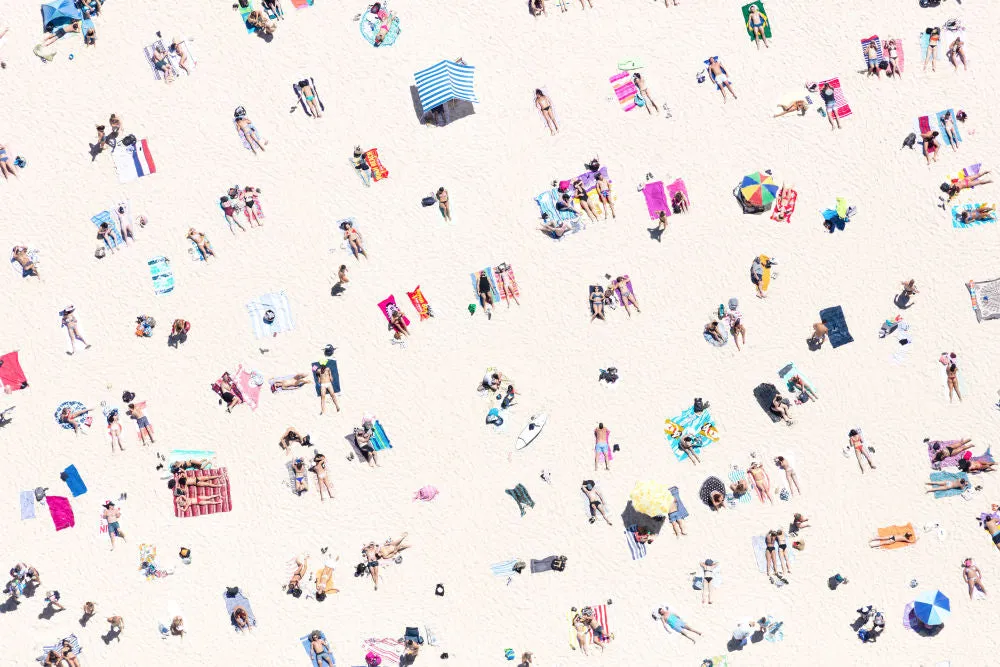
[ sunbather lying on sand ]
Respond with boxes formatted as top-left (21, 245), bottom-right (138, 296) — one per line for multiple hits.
top-left (175, 494), bottom-right (222, 512)
top-left (850, 429), bottom-right (876, 472)
top-left (315, 561), bottom-right (338, 598)
top-left (869, 531), bottom-right (916, 547)
top-left (774, 100), bottom-right (808, 117)
top-left (187, 228), bottom-right (215, 258)
top-left (271, 374), bottom-right (308, 391)
top-left (748, 463), bottom-right (773, 503)
top-left (959, 204), bottom-right (996, 224)
top-left (377, 533), bottom-right (411, 560)
top-left (279, 427), bottom-right (307, 454)
top-left (984, 511), bottom-right (1000, 552)
top-left (60, 406), bottom-right (92, 434)
top-left (590, 288), bottom-right (606, 322)
top-left (926, 476), bottom-right (970, 493)
top-left (679, 434), bottom-right (700, 465)
top-left (286, 555), bottom-right (309, 596)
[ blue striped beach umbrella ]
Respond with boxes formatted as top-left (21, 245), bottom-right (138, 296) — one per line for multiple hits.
top-left (912, 590), bottom-right (950, 626)
top-left (414, 60), bottom-right (479, 114)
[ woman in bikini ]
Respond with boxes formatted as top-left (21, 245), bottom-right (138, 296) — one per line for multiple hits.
top-left (789, 375), bottom-right (817, 401)
top-left (678, 435), bottom-right (700, 465)
top-left (923, 27), bottom-right (940, 72)
top-left (377, 533), bottom-right (411, 561)
top-left (700, 559), bottom-right (718, 604)
top-left (774, 456), bottom-right (800, 495)
top-left (175, 494), bottom-right (223, 512)
top-left (943, 171), bottom-right (992, 200)
top-left (107, 411), bottom-right (124, 452)
top-left (773, 100), bottom-right (808, 118)
top-left (572, 613), bottom-right (591, 655)
top-left (315, 561), bottom-right (338, 598)
top-left (869, 531), bottom-right (916, 548)
top-left (615, 277), bottom-right (640, 316)
top-left (534, 89), bottom-right (558, 135)
top-left (748, 462), bottom-right (773, 504)
top-left (187, 228), bottom-right (215, 258)
top-left (291, 458), bottom-right (308, 494)
top-left (959, 204), bottom-right (996, 226)
top-left (764, 531), bottom-right (780, 577)
top-left (436, 187), bottom-right (451, 221)
top-left (61, 306), bottom-right (91, 355)
top-left (947, 35), bottom-right (966, 71)
top-left (926, 476), bottom-right (970, 493)
top-left (477, 271), bottom-right (495, 317)
top-left (312, 453), bottom-right (334, 501)
top-left (171, 38), bottom-right (192, 74)
top-left (930, 438), bottom-right (974, 464)
top-left (389, 307), bottom-right (410, 337)
top-left (342, 222), bottom-right (367, 259)
top-left (958, 457), bottom-right (996, 474)
top-left (60, 406), bottom-right (92, 434)
top-left (770, 393), bottom-right (793, 425)
top-left (963, 558), bottom-right (986, 599)
top-left (884, 37), bottom-right (900, 78)
top-left (235, 113), bottom-right (267, 154)
top-left (590, 287), bottom-right (606, 322)
top-left (672, 189), bottom-right (689, 213)
top-left (286, 555), bottom-right (309, 595)
top-left (775, 529), bottom-right (791, 573)
top-left (0, 143), bottom-right (19, 180)
top-left (921, 130), bottom-right (940, 165)
top-left (849, 429), bottom-right (876, 473)
top-left (298, 79), bottom-right (322, 118)
top-left (746, 4), bottom-right (769, 49)
top-left (632, 72), bottom-right (660, 113)
top-left (940, 111), bottom-right (959, 150)
top-left (946, 362), bottom-right (962, 401)
top-left (595, 172), bottom-right (615, 219)
top-left (573, 180), bottom-right (599, 223)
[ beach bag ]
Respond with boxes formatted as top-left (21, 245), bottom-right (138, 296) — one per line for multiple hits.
top-left (552, 555), bottom-right (567, 571)
top-left (421, 196), bottom-right (436, 207)
top-left (902, 132), bottom-right (917, 150)
top-left (226, 586), bottom-right (240, 597)
top-left (95, 247), bottom-right (106, 259)
top-left (633, 92), bottom-right (646, 107)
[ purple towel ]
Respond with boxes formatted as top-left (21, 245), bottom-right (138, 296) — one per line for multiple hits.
top-left (47, 495), bottom-right (75, 531)
top-left (643, 181), bottom-right (669, 219)
top-left (576, 166), bottom-right (609, 193)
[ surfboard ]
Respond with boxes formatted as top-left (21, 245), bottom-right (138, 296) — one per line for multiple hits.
top-left (515, 413), bottom-right (547, 450)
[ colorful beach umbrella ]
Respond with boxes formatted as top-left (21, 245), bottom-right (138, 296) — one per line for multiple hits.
top-left (739, 172), bottom-right (779, 207)
top-left (629, 481), bottom-right (673, 517)
top-left (913, 590), bottom-right (950, 625)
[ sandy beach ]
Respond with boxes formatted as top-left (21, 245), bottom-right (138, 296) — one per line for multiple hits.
top-left (3, 0), bottom-right (1000, 665)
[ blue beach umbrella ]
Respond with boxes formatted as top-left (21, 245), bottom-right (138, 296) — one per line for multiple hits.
top-left (41, 0), bottom-right (82, 31)
top-left (913, 590), bottom-right (950, 626)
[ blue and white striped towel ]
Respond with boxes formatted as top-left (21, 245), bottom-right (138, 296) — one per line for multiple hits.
top-left (37, 635), bottom-right (82, 662)
top-left (625, 524), bottom-right (648, 560)
top-left (247, 291), bottom-right (294, 338)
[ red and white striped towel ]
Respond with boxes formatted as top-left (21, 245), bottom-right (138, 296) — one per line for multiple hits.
top-left (817, 78), bottom-right (851, 118)
top-left (495, 266), bottom-right (520, 301)
top-left (582, 604), bottom-right (611, 642)
top-left (362, 637), bottom-right (404, 665)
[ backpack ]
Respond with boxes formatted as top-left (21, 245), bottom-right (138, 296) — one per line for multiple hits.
top-left (552, 555), bottom-right (567, 571)
top-left (902, 132), bottom-right (917, 150)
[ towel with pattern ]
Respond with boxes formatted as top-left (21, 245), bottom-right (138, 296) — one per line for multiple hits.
top-left (817, 78), bottom-right (852, 118)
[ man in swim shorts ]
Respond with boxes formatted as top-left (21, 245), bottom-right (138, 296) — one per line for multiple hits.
top-left (594, 422), bottom-right (611, 471)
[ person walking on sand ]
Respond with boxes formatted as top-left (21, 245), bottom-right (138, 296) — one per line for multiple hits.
top-left (316, 363), bottom-right (340, 414)
top-left (707, 57), bottom-right (737, 102)
top-left (633, 72), bottom-right (660, 114)
top-left (436, 187), bottom-right (451, 221)
top-left (963, 559), bottom-right (986, 599)
top-left (820, 83), bottom-right (841, 130)
top-left (700, 559), bottom-right (718, 604)
top-left (946, 361), bottom-right (962, 402)
top-left (658, 607), bottom-right (701, 642)
top-left (312, 453), bottom-right (334, 501)
top-left (899, 279), bottom-right (919, 305)
top-left (811, 321), bottom-right (828, 346)
top-left (775, 456), bottom-right (801, 495)
top-left (594, 422), bottom-right (611, 471)
top-left (849, 429), bottom-right (876, 472)
top-left (44, 590), bottom-right (65, 612)
top-left (582, 480), bottom-right (612, 525)
top-left (102, 501), bottom-right (126, 550)
top-left (61, 306), bottom-right (91, 354)
top-left (535, 89), bottom-right (558, 135)
top-left (107, 614), bottom-right (124, 636)
top-left (656, 210), bottom-right (668, 238)
top-left (126, 401), bottom-right (154, 445)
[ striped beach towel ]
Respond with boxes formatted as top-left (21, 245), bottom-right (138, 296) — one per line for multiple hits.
top-left (952, 203), bottom-right (996, 229)
top-left (495, 266), bottom-right (520, 302)
top-left (571, 604), bottom-right (611, 645)
top-left (247, 291), bottom-right (294, 338)
top-left (610, 71), bottom-right (637, 112)
top-left (362, 638), bottom-right (403, 665)
top-left (112, 140), bottom-right (157, 183)
top-left (471, 267), bottom-right (501, 303)
top-left (770, 186), bottom-right (797, 222)
top-left (624, 525), bottom-right (648, 560)
top-left (37, 635), bottom-right (82, 662)
top-left (20, 490), bottom-right (36, 520)
top-left (817, 78), bottom-right (851, 118)
top-left (861, 35), bottom-right (883, 67)
top-left (728, 468), bottom-right (753, 504)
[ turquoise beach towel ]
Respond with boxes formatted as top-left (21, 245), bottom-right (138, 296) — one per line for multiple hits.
top-left (372, 421), bottom-right (392, 451)
top-left (930, 471), bottom-right (969, 498)
top-left (490, 559), bottom-right (518, 577)
top-left (951, 203), bottom-right (996, 229)
top-left (664, 406), bottom-right (719, 461)
top-left (937, 109), bottom-right (962, 145)
top-left (148, 256), bottom-right (174, 294)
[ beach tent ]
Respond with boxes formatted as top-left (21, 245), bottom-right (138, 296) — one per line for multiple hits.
top-left (414, 60), bottom-right (478, 114)
top-left (41, 0), bottom-right (82, 31)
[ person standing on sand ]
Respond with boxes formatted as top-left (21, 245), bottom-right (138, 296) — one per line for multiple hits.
top-left (44, 590), bottom-right (65, 612)
top-left (594, 422), bottom-right (611, 471)
top-left (811, 321), bottom-right (828, 346)
top-left (312, 453), bottom-right (334, 501)
top-left (61, 306), bottom-right (91, 354)
top-left (946, 361), bottom-right (962, 402)
top-left (700, 559), bottom-right (718, 604)
top-left (316, 363), bottom-right (340, 414)
top-left (102, 501), bottom-right (126, 550)
top-left (106, 614), bottom-right (124, 637)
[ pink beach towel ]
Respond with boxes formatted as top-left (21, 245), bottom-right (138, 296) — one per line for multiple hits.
top-left (47, 496), bottom-right (75, 531)
top-left (378, 296), bottom-right (410, 327)
top-left (362, 638), bottom-right (403, 665)
top-left (643, 181), bottom-right (669, 219)
top-left (770, 186), bottom-right (797, 223)
top-left (495, 266), bottom-right (520, 302)
top-left (173, 467), bottom-right (233, 518)
top-left (610, 71), bottom-right (637, 112)
top-left (413, 485), bottom-right (440, 501)
top-left (235, 366), bottom-right (261, 411)
top-left (893, 38), bottom-right (905, 73)
top-left (818, 78), bottom-right (851, 118)
top-left (666, 179), bottom-right (690, 211)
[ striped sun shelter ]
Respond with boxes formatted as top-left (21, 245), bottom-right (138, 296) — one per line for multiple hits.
top-left (414, 60), bottom-right (479, 113)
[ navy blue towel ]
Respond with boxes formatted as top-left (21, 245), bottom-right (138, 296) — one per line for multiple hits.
top-left (819, 306), bottom-right (854, 348)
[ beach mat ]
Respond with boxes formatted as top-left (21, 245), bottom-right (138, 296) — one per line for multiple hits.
top-left (877, 523), bottom-right (916, 549)
top-left (643, 181), bottom-right (669, 220)
top-left (61, 465), bottom-right (87, 497)
top-left (495, 266), bottom-right (520, 302)
top-left (407, 286), bottom-right (431, 320)
top-left (47, 495), bottom-right (74, 531)
top-left (372, 421), bottom-right (392, 451)
top-left (148, 256), bottom-right (174, 295)
top-left (951, 203), bottom-right (996, 229)
top-left (224, 591), bottom-right (257, 631)
top-left (490, 559), bottom-right (518, 577)
top-left (624, 524), bottom-right (648, 560)
top-left (301, 630), bottom-right (332, 665)
top-left (609, 71), bottom-right (637, 112)
top-left (20, 490), bottom-right (35, 520)
top-left (741, 1), bottom-right (771, 40)
top-left (664, 406), bottom-right (719, 460)
top-left (819, 305), bottom-right (854, 347)
top-left (817, 78), bottom-right (852, 118)
top-left (930, 471), bottom-right (969, 498)
top-left (173, 467), bottom-right (232, 518)
top-left (361, 638), bottom-right (403, 665)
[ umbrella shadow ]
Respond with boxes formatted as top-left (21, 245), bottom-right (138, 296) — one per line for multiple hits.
top-left (619, 500), bottom-right (664, 536)
top-left (752, 383), bottom-right (782, 423)
top-left (409, 86), bottom-right (476, 126)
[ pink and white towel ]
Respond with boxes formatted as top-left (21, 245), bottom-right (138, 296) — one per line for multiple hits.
top-left (817, 78), bottom-right (852, 118)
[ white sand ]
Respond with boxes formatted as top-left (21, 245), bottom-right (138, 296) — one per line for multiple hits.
top-left (3, 0), bottom-right (1000, 664)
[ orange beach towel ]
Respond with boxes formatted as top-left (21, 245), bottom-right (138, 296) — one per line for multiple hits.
top-left (364, 148), bottom-right (388, 181)
top-left (876, 523), bottom-right (917, 549)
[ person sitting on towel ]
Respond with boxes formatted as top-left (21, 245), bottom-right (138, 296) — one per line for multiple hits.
top-left (354, 426), bottom-right (379, 468)
top-left (539, 213), bottom-right (571, 239)
top-left (279, 427), bottom-right (308, 454)
top-left (482, 373), bottom-right (502, 392)
top-left (232, 606), bottom-right (252, 633)
top-left (555, 193), bottom-right (579, 217)
top-left (770, 393), bottom-right (794, 425)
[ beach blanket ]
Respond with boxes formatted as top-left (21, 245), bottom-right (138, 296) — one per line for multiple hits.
top-left (609, 71), bottom-right (637, 112)
top-left (569, 166), bottom-right (614, 212)
top-left (36, 635), bottom-right (82, 663)
top-left (301, 630), bottom-right (332, 666)
top-left (624, 524), bottom-right (648, 560)
top-left (54, 401), bottom-right (91, 430)
top-left (937, 109), bottom-right (962, 146)
top-left (311, 359), bottom-right (341, 395)
top-left (293, 77), bottom-right (324, 116)
top-left (364, 148), bottom-right (388, 181)
top-left (778, 362), bottom-right (815, 402)
top-left (471, 268), bottom-right (501, 305)
top-left (769, 186), bottom-right (797, 222)
top-left (247, 291), bottom-right (295, 338)
top-left (20, 490), bottom-right (36, 520)
top-left (751, 535), bottom-right (796, 573)
top-left (742, 1), bottom-right (771, 40)
top-left (967, 278), bottom-right (1000, 322)
top-left (235, 366), bottom-right (261, 410)
top-left (406, 286), bottom-right (431, 320)
top-left (47, 495), bottom-right (74, 531)
top-left (0, 350), bottom-right (28, 392)
top-left (378, 295), bottom-right (410, 327)
top-left (861, 35), bottom-right (883, 67)
top-left (728, 468), bottom-right (753, 504)
top-left (817, 78), bottom-right (851, 118)
top-left (495, 266), bottom-right (520, 303)
top-left (819, 305), bottom-right (854, 347)
top-left (613, 276), bottom-right (635, 308)
top-left (567, 604), bottom-right (610, 649)
top-left (10, 247), bottom-right (40, 278)
top-left (143, 39), bottom-right (195, 81)
top-left (290, 0), bottom-right (314, 7)
top-left (876, 523), bottom-right (916, 550)
top-left (754, 383), bottom-right (783, 423)
top-left (643, 180), bottom-right (669, 219)
top-left (224, 591), bottom-right (256, 632)
top-left (91, 207), bottom-right (125, 248)
top-left (951, 203), bottom-right (996, 229)
top-left (930, 471), bottom-right (969, 498)
top-left (148, 255), bottom-right (174, 295)
top-left (61, 465), bottom-right (87, 497)
top-left (173, 467), bottom-right (232, 518)
top-left (112, 140), bottom-right (157, 183)
top-left (664, 406), bottom-right (720, 461)
top-left (361, 638), bottom-right (403, 666)
top-left (490, 559), bottom-right (519, 577)
top-left (360, 6), bottom-right (400, 47)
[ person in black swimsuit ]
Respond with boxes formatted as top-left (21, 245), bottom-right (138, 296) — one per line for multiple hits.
top-left (478, 271), bottom-right (495, 318)
top-left (534, 89), bottom-right (558, 135)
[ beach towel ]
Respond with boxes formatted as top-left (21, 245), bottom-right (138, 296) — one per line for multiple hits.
top-left (294, 77), bottom-right (325, 116)
top-left (169, 450), bottom-right (216, 466)
top-left (60, 465), bottom-right (87, 497)
top-left (570, 166), bottom-right (614, 211)
top-left (490, 559), bottom-right (519, 577)
top-left (609, 71), bottom-right (637, 112)
top-left (530, 556), bottom-right (559, 573)
top-left (239, 2), bottom-right (256, 32)
top-left (148, 255), bottom-right (174, 295)
top-left (614, 276), bottom-right (635, 308)
top-left (311, 359), bottom-right (341, 395)
top-left (54, 401), bottom-right (91, 430)
top-left (364, 148), bottom-right (388, 181)
top-left (290, 0), bottom-right (314, 7)
top-left (143, 39), bottom-right (194, 81)
top-left (378, 295), bottom-right (410, 327)
top-left (624, 525), bottom-right (648, 560)
top-left (819, 305), bottom-right (854, 347)
top-left (567, 604), bottom-right (610, 648)
top-left (951, 203), bottom-right (996, 229)
top-left (754, 383), bottom-right (783, 422)
top-left (10, 247), bottom-right (40, 278)
top-left (505, 483), bottom-right (535, 516)
top-left (112, 140), bottom-right (157, 183)
top-left (668, 485), bottom-right (689, 522)
top-left (919, 30), bottom-right (940, 62)
top-left (817, 78), bottom-right (852, 118)
top-left (173, 467), bottom-right (232, 517)
top-left (770, 186), bottom-right (797, 222)
top-left (664, 406), bottom-right (720, 461)
top-left (728, 468), bottom-right (753, 504)
top-left (247, 290), bottom-right (295, 338)
top-left (235, 366), bottom-right (261, 411)
top-left (371, 420), bottom-right (392, 451)
top-left (968, 278), bottom-right (1000, 322)
top-left (861, 35), bottom-right (883, 68)
top-left (937, 110), bottom-right (962, 146)
top-left (20, 490), bottom-right (36, 520)
top-left (301, 630), bottom-right (333, 666)
top-left (643, 180), bottom-right (669, 220)
top-left (891, 38), bottom-right (905, 72)
top-left (742, 2), bottom-right (771, 40)
top-left (535, 188), bottom-right (580, 224)
top-left (91, 209), bottom-right (124, 247)
top-left (751, 535), bottom-right (796, 572)
top-left (47, 495), bottom-right (74, 531)
top-left (361, 638), bottom-right (403, 666)
top-left (470, 268), bottom-right (501, 305)
top-left (876, 523), bottom-right (916, 549)
top-left (778, 362), bottom-right (815, 402)
top-left (495, 266), bottom-right (520, 303)
top-left (705, 324), bottom-right (729, 346)
top-left (929, 471), bottom-right (969, 498)
top-left (224, 591), bottom-right (256, 632)
top-left (37, 635), bottom-right (82, 663)
top-left (704, 57), bottom-right (732, 90)
top-left (407, 286), bottom-right (431, 320)
top-left (0, 350), bottom-right (29, 392)
top-left (360, 6), bottom-right (400, 47)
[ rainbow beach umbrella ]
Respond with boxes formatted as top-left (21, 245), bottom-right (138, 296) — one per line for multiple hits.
top-left (739, 172), bottom-right (779, 207)
top-left (629, 480), bottom-right (673, 517)
top-left (912, 590), bottom-right (950, 626)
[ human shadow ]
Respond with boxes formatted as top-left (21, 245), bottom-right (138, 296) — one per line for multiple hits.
top-left (619, 500), bottom-right (663, 536)
top-left (80, 611), bottom-right (95, 627)
top-left (38, 604), bottom-right (64, 620)
top-left (0, 597), bottom-right (19, 614)
top-left (88, 143), bottom-right (103, 162)
top-left (806, 337), bottom-right (823, 352)
top-left (167, 332), bottom-right (187, 349)
top-left (647, 227), bottom-right (664, 242)
top-left (330, 282), bottom-right (346, 297)
top-left (102, 627), bottom-right (122, 644)
top-left (893, 292), bottom-right (912, 310)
